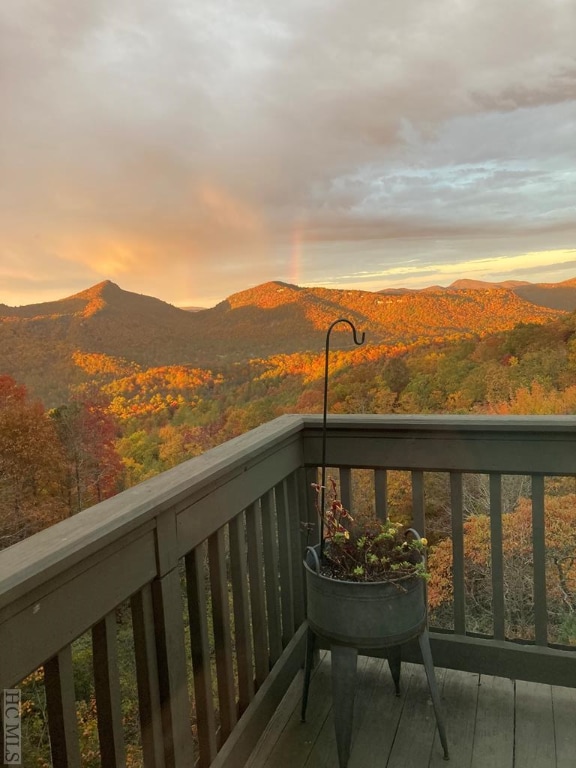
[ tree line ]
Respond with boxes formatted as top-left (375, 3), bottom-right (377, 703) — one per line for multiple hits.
top-left (0, 375), bottom-right (122, 549)
top-left (6, 313), bottom-right (576, 549)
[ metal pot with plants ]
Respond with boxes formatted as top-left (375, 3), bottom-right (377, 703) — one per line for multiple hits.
top-left (301, 319), bottom-right (449, 768)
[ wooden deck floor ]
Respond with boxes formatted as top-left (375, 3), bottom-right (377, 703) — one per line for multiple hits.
top-left (246, 653), bottom-right (576, 768)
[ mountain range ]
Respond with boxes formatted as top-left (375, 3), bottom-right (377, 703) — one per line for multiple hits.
top-left (378, 277), bottom-right (576, 311)
top-left (2, 277), bottom-right (576, 406)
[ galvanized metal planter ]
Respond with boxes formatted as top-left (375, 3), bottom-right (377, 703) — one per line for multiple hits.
top-left (304, 544), bottom-right (427, 648)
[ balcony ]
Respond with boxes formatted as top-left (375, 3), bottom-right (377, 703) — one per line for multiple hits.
top-left (1, 415), bottom-right (575, 767)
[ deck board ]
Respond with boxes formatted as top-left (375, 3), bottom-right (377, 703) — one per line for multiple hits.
top-left (249, 653), bottom-right (332, 768)
top-left (247, 654), bottom-right (572, 768)
top-left (430, 667), bottom-right (479, 768)
top-left (387, 665), bottom-right (446, 768)
top-left (471, 675), bottom-right (514, 768)
top-left (551, 684), bottom-right (576, 768)
top-left (515, 680), bottom-right (556, 768)
top-left (346, 658), bottom-right (408, 768)
top-left (303, 656), bottom-right (373, 768)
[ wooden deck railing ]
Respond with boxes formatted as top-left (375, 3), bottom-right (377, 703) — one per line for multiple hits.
top-left (301, 415), bottom-right (576, 683)
top-left (1, 415), bottom-right (575, 767)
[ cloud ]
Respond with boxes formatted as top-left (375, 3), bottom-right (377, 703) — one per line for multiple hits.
top-left (0, 0), bottom-right (575, 306)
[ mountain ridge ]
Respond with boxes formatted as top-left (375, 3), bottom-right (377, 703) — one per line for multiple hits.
top-left (4, 275), bottom-right (576, 316)
top-left (1, 277), bottom-right (574, 406)
top-left (448, 278), bottom-right (531, 289)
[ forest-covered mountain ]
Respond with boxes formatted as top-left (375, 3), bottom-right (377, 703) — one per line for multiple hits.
top-left (0, 277), bottom-right (570, 405)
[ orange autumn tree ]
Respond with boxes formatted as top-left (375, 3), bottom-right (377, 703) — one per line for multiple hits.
top-left (51, 391), bottom-right (124, 514)
top-left (428, 495), bottom-right (576, 643)
top-left (0, 375), bottom-right (67, 548)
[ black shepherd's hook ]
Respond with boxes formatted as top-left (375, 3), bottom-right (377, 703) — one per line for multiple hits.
top-left (319, 319), bottom-right (366, 560)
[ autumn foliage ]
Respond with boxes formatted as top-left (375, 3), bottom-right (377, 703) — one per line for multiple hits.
top-left (428, 496), bottom-right (576, 642)
top-left (52, 392), bottom-right (124, 512)
top-left (0, 376), bottom-right (67, 547)
top-left (0, 376), bottom-right (124, 548)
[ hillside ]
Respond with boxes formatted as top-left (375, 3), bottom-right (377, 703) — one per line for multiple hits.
top-left (0, 278), bottom-right (567, 405)
top-left (198, 281), bottom-right (561, 356)
top-left (444, 277), bottom-right (576, 311)
top-left (512, 279), bottom-right (576, 312)
top-left (0, 281), bottom-right (207, 403)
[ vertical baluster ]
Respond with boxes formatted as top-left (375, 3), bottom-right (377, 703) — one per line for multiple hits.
top-left (152, 568), bottom-right (195, 768)
top-left (303, 467), bottom-right (319, 548)
top-left (411, 470), bottom-right (425, 534)
top-left (245, 501), bottom-right (269, 688)
top-left (489, 474), bottom-right (506, 641)
top-left (208, 528), bottom-right (237, 743)
top-left (375, 468), bottom-right (388, 522)
top-left (131, 584), bottom-right (165, 768)
top-left (276, 480), bottom-right (296, 646)
top-left (340, 467), bottom-right (352, 512)
top-left (287, 470), bottom-right (306, 627)
top-left (185, 545), bottom-right (217, 768)
top-left (451, 472), bottom-right (466, 635)
top-left (229, 513), bottom-right (255, 714)
top-left (532, 475), bottom-right (548, 646)
top-left (261, 491), bottom-right (283, 665)
top-left (92, 612), bottom-right (126, 767)
top-left (44, 647), bottom-right (81, 768)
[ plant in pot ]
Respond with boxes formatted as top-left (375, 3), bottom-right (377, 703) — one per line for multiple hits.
top-left (301, 319), bottom-right (449, 767)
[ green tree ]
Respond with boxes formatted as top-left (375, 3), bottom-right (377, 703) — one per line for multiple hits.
top-left (382, 357), bottom-right (410, 396)
top-left (116, 429), bottom-right (162, 486)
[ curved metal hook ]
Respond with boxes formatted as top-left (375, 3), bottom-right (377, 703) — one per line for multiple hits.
top-left (325, 318), bottom-right (366, 348)
top-left (319, 318), bottom-right (366, 559)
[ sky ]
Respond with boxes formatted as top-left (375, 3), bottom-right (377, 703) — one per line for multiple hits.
top-left (1, 0), bottom-right (575, 309)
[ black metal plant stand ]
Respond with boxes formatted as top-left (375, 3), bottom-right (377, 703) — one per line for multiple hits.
top-left (301, 319), bottom-right (449, 767)
top-left (319, 319), bottom-right (365, 562)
